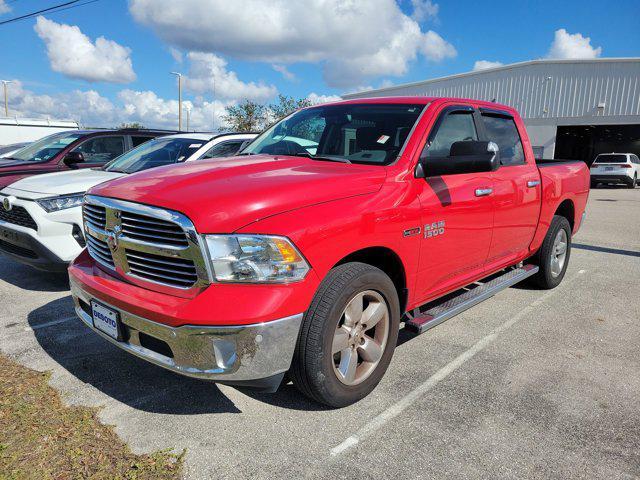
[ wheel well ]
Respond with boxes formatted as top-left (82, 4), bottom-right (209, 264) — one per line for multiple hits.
top-left (335, 247), bottom-right (408, 313)
top-left (555, 199), bottom-right (575, 230)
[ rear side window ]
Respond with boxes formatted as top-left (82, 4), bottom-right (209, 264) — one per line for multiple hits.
top-left (71, 136), bottom-right (125, 164)
top-left (423, 112), bottom-right (478, 159)
top-left (202, 140), bottom-right (244, 159)
top-left (481, 114), bottom-right (525, 166)
top-left (131, 136), bottom-right (154, 147)
top-left (595, 154), bottom-right (628, 164)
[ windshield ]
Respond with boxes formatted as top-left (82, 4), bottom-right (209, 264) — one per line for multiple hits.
top-left (104, 137), bottom-right (206, 174)
top-left (8, 131), bottom-right (84, 162)
top-left (594, 154), bottom-right (627, 164)
top-left (243, 103), bottom-right (425, 165)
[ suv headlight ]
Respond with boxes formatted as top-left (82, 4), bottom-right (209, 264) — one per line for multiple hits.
top-left (204, 235), bottom-right (310, 283)
top-left (36, 193), bottom-right (84, 212)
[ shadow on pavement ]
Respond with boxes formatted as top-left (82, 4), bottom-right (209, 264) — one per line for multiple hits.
top-left (573, 243), bottom-right (640, 258)
top-left (28, 296), bottom-right (243, 415)
top-left (0, 257), bottom-right (69, 292)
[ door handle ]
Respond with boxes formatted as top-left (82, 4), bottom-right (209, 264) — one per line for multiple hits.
top-left (475, 188), bottom-right (493, 197)
top-left (527, 180), bottom-right (541, 188)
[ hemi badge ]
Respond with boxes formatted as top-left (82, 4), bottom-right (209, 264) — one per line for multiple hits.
top-left (403, 227), bottom-right (421, 237)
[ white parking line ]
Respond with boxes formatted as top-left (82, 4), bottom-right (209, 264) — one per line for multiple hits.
top-left (24, 315), bottom-right (78, 332)
top-left (330, 269), bottom-right (586, 457)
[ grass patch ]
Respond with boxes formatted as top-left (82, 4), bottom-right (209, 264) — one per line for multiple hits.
top-left (0, 354), bottom-right (183, 479)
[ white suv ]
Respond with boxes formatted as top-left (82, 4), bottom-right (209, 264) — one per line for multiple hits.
top-left (0, 132), bottom-right (256, 271)
top-left (590, 153), bottom-right (639, 189)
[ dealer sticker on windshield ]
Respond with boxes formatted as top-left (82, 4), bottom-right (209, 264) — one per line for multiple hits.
top-left (91, 300), bottom-right (120, 340)
top-left (377, 135), bottom-right (390, 144)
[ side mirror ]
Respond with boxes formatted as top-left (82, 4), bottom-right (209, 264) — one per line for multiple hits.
top-left (63, 151), bottom-right (84, 167)
top-left (415, 141), bottom-right (500, 178)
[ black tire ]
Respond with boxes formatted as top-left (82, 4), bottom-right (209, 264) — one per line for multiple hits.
top-left (290, 262), bottom-right (400, 407)
top-left (590, 180), bottom-right (598, 189)
top-left (627, 174), bottom-right (637, 189)
top-left (530, 215), bottom-right (572, 289)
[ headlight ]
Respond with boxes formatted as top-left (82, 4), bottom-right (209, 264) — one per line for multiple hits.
top-left (204, 235), bottom-right (310, 283)
top-left (36, 194), bottom-right (84, 212)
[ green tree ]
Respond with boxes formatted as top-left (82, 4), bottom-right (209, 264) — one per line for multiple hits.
top-left (269, 94), bottom-right (312, 122)
top-left (220, 100), bottom-right (268, 132)
top-left (117, 122), bottom-right (145, 129)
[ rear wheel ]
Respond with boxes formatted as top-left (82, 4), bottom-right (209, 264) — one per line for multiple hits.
top-left (590, 180), bottom-right (598, 189)
top-left (531, 215), bottom-right (572, 289)
top-left (291, 262), bottom-right (400, 407)
top-left (627, 174), bottom-right (637, 189)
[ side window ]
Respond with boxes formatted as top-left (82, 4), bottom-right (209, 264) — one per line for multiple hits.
top-left (202, 140), bottom-right (244, 159)
top-left (422, 111), bottom-right (478, 159)
top-left (72, 136), bottom-right (125, 164)
top-left (131, 136), bottom-right (154, 148)
top-left (481, 114), bottom-right (525, 166)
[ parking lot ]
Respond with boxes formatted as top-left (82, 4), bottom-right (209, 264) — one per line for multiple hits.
top-left (1, 186), bottom-right (638, 479)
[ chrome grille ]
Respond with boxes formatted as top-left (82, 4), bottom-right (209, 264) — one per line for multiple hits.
top-left (120, 211), bottom-right (189, 247)
top-left (126, 250), bottom-right (198, 287)
top-left (85, 234), bottom-right (114, 268)
top-left (82, 195), bottom-right (209, 296)
top-left (83, 204), bottom-right (106, 230)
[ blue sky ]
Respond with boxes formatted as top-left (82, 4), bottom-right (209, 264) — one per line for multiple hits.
top-left (0, 0), bottom-right (638, 129)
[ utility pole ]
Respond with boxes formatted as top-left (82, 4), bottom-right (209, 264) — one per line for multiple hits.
top-left (212, 73), bottom-right (216, 132)
top-left (186, 106), bottom-right (191, 132)
top-left (1, 80), bottom-right (12, 117)
top-left (170, 72), bottom-right (183, 131)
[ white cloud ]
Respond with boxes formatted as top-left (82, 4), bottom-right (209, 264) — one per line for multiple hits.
top-left (411, 0), bottom-right (438, 22)
top-left (473, 60), bottom-right (504, 71)
top-left (0, 0), bottom-right (11, 15)
top-left (272, 64), bottom-right (295, 81)
top-left (34, 16), bottom-right (136, 84)
top-left (6, 80), bottom-right (231, 131)
top-left (183, 52), bottom-right (277, 102)
top-left (129, 0), bottom-right (456, 88)
top-left (546, 28), bottom-right (602, 59)
top-left (169, 47), bottom-right (183, 63)
top-left (307, 92), bottom-right (342, 104)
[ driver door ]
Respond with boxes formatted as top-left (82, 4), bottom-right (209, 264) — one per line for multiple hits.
top-left (413, 104), bottom-right (495, 303)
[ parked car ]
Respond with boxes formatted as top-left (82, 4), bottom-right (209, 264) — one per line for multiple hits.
top-left (0, 128), bottom-right (174, 190)
top-left (68, 97), bottom-right (589, 407)
top-left (0, 132), bottom-right (256, 271)
top-left (0, 142), bottom-right (31, 158)
top-left (590, 153), bottom-right (639, 188)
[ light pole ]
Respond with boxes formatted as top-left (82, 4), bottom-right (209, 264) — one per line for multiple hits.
top-left (1, 80), bottom-right (12, 117)
top-left (185, 106), bottom-right (191, 132)
top-left (170, 72), bottom-right (183, 131)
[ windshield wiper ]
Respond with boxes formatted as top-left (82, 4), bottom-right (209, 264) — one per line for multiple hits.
top-left (291, 152), bottom-right (351, 164)
top-left (238, 152), bottom-right (258, 156)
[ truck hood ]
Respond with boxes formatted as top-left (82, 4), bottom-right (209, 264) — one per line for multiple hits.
top-left (6, 168), bottom-right (125, 197)
top-left (0, 158), bottom-right (28, 168)
top-left (90, 154), bottom-right (387, 233)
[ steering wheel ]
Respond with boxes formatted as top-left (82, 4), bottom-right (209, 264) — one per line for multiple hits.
top-left (261, 140), bottom-right (308, 156)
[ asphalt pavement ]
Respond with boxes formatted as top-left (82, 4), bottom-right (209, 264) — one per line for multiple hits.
top-left (1, 185), bottom-right (639, 479)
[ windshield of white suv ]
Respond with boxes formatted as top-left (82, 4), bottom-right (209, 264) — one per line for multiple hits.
top-left (104, 137), bottom-right (205, 174)
top-left (7, 131), bottom-right (84, 162)
top-left (594, 154), bottom-right (627, 163)
top-left (242, 103), bottom-right (425, 165)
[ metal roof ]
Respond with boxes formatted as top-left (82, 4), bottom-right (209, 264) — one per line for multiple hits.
top-left (343, 58), bottom-right (640, 120)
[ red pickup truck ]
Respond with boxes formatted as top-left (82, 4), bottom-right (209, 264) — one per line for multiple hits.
top-left (69, 97), bottom-right (589, 407)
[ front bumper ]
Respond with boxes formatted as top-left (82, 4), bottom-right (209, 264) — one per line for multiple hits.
top-left (71, 278), bottom-right (304, 386)
top-left (0, 222), bottom-right (69, 271)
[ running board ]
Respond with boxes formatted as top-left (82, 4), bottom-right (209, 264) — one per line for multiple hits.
top-left (405, 264), bottom-right (539, 334)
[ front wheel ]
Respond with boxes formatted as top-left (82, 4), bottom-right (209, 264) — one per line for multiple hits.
top-left (290, 262), bottom-right (400, 407)
top-left (531, 215), bottom-right (572, 289)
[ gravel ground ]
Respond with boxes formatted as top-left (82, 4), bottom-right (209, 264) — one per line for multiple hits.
top-left (1, 185), bottom-right (639, 480)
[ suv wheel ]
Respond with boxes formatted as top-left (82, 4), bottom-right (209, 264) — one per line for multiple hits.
top-left (531, 215), bottom-right (572, 289)
top-left (291, 262), bottom-right (400, 407)
top-left (628, 174), bottom-right (637, 189)
top-left (590, 180), bottom-right (598, 189)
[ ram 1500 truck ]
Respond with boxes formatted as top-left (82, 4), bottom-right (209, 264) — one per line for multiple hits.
top-left (69, 97), bottom-right (589, 407)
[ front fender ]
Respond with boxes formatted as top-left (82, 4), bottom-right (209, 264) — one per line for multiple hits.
top-left (235, 184), bottom-right (423, 308)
